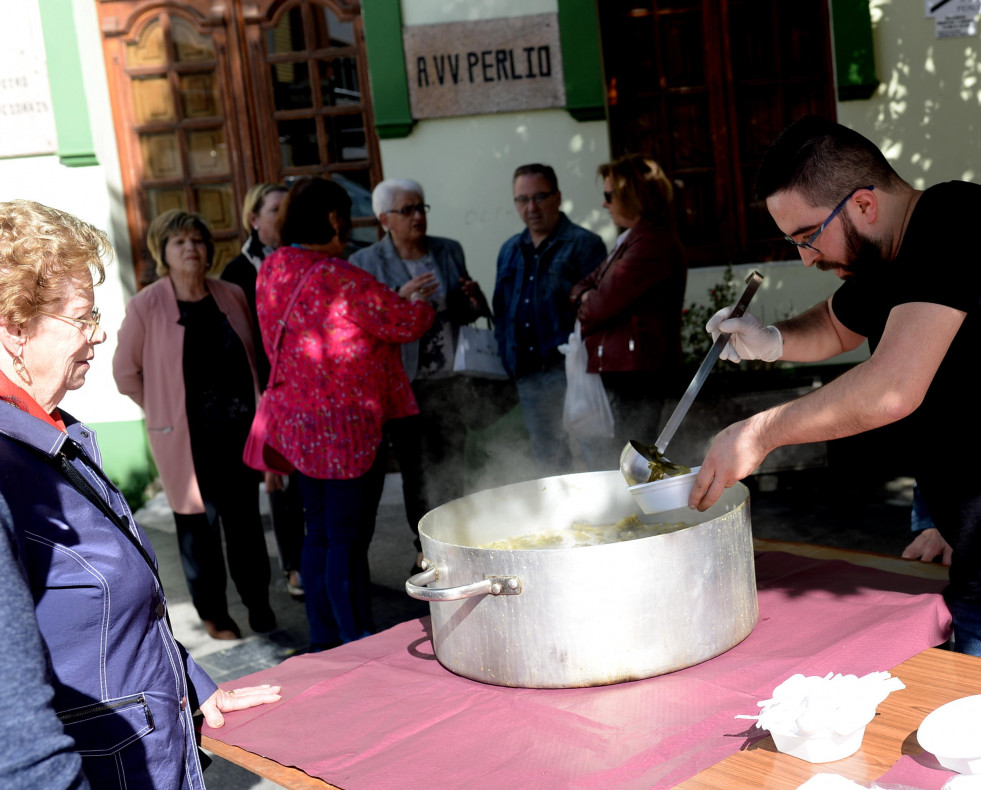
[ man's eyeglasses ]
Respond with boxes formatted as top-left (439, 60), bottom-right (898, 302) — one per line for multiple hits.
top-left (513, 190), bottom-right (557, 207)
top-left (784, 185), bottom-right (874, 254)
top-left (387, 203), bottom-right (430, 217)
top-left (39, 306), bottom-right (102, 340)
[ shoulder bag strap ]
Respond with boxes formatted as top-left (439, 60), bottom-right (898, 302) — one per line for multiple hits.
top-left (266, 259), bottom-right (326, 386)
top-left (14, 436), bottom-right (164, 593)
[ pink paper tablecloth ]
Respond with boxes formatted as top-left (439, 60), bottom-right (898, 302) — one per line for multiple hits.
top-left (203, 553), bottom-right (952, 790)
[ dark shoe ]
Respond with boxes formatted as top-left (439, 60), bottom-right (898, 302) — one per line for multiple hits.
top-left (202, 617), bottom-right (241, 640)
top-left (249, 607), bottom-right (277, 633)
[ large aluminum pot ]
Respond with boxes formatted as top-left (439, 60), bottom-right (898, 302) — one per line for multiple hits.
top-left (406, 471), bottom-right (757, 688)
top-left (406, 471), bottom-right (758, 688)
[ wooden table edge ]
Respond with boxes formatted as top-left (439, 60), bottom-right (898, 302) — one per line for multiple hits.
top-left (200, 735), bottom-right (339, 789)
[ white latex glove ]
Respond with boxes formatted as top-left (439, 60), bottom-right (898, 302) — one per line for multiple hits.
top-left (706, 306), bottom-right (783, 363)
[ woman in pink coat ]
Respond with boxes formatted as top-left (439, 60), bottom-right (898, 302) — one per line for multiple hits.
top-left (257, 177), bottom-right (434, 650)
top-left (113, 210), bottom-right (274, 641)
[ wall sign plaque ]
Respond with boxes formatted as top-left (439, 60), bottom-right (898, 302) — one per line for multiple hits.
top-left (0, 3), bottom-right (57, 159)
top-left (403, 14), bottom-right (566, 120)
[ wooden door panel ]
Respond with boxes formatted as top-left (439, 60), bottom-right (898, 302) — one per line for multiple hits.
top-left (600, 0), bottom-right (836, 267)
top-left (97, 0), bottom-right (380, 280)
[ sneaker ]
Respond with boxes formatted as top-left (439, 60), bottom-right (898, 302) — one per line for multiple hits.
top-left (285, 570), bottom-right (304, 599)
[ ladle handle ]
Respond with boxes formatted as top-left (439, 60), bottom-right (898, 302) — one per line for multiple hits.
top-left (654, 270), bottom-right (764, 455)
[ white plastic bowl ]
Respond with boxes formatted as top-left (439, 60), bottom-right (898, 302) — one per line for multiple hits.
top-left (770, 724), bottom-right (868, 763)
top-left (628, 467), bottom-right (700, 514)
top-left (918, 694), bottom-right (981, 774)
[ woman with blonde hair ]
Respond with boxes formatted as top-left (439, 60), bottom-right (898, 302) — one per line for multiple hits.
top-left (222, 182), bottom-right (305, 599)
top-left (0, 200), bottom-right (279, 788)
top-left (570, 154), bottom-right (688, 467)
top-left (114, 209), bottom-right (275, 640)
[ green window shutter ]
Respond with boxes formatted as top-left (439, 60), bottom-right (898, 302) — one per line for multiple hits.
top-left (37, 0), bottom-right (98, 167)
top-left (558, 0), bottom-right (606, 121)
top-left (831, 0), bottom-right (879, 101)
top-left (361, 0), bottom-right (416, 139)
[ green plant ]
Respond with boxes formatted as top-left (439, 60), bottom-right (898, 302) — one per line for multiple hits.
top-left (113, 466), bottom-right (159, 514)
top-left (681, 264), bottom-right (738, 368)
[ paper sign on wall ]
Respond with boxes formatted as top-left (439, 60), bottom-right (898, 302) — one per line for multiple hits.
top-left (925, 0), bottom-right (980, 37)
top-left (0, 3), bottom-right (57, 159)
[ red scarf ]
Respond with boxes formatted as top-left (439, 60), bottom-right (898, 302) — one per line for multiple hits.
top-left (0, 370), bottom-right (66, 432)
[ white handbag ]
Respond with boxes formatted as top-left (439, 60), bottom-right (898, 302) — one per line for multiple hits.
top-left (453, 318), bottom-right (509, 380)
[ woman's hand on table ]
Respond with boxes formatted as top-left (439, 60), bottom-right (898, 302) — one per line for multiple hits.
top-left (400, 273), bottom-right (439, 302)
top-left (200, 684), bottom-right (283, 728)
top-left (902, 528), bottom-right (953, 566)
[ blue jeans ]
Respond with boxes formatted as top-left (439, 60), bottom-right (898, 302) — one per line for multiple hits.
top-left (516, 362), bottom-right (574, 476)
top-left (296, 450), bottom-right (385, 649)
top-left (949, 598), bottom-right (981, 656)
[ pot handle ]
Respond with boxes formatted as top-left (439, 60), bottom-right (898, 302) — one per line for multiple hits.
top-left (405, 562), bottom-right (522, 602)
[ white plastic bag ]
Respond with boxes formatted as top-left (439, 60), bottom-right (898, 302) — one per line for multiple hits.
top-left (560, 320), bottom-right (614, 438)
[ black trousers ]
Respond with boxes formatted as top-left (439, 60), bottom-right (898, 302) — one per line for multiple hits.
top-left (269, 474), bottom-right (305, 574)
top-left (172, 463), bottom-right (271, 623)
top-left (385, 378), bottom-right (470, 553)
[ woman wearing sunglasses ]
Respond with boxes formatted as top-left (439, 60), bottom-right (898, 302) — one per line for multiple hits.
top-left (570, 154), bottom-right (688, 468)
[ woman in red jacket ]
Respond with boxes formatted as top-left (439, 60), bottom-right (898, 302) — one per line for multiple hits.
top-left (257, 177), bottom-right (434, 650)
top-left (570, 155), bottom-right (688, 468)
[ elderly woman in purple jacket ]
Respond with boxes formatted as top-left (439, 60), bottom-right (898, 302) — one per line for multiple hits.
top-left (0, 200), bottom-right (279, 789)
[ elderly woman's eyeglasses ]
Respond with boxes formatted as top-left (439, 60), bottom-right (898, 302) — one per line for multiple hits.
top-left (784, 185), bottom-right (874, 254)
top-left (39, 307), bottom-right (102, 340)
top-left (388, 203), bottom-right (430, 217)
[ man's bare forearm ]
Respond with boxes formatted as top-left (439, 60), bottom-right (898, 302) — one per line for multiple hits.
top-left (775, 298), bottom-right (861, 362)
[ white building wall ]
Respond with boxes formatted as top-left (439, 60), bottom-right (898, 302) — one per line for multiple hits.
top-left (0, 0), bottom-right (139, 427)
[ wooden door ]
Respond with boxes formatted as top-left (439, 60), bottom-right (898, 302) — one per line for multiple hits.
top-left (96, 0), bottom-right (380, 283)
top-left (600, 0), bottom-right (836, 267)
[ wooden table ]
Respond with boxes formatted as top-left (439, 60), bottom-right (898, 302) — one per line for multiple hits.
top-left (201, 648), bottom-right (980, 790)
top-left (201, 647), bottom-right (981, 790)
top-left (199, 542), bottom-right (961, 790)
top-left (677, 647), bottom-right (981, 789)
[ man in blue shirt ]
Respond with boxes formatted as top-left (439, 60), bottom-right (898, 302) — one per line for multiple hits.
top-left (493, 164), bottom-right (606, 474)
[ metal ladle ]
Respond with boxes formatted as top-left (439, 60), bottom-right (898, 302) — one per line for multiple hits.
top-left (620, 270), bottom-right (765, 486)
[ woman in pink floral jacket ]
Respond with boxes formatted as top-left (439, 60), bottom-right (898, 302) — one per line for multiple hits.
top-left (257, 177), bottom-right (434, 650)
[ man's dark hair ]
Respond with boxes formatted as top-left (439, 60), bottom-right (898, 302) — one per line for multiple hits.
top-left (755, 116), bottom-right (904, 207)
top-left (277, 177), bottom-right (352, 246)
top-left (513, 163), bottom-right (559, 192)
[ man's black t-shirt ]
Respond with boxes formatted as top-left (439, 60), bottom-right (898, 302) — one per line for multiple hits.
top-left (831, 180), bottom-right (981, 603)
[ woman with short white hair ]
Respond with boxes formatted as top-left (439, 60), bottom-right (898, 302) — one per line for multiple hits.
top-left (351, 179), bottom-right (490, 568)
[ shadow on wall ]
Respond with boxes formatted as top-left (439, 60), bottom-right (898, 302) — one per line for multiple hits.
top-left (844, 1), bottom-right (981, 187)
